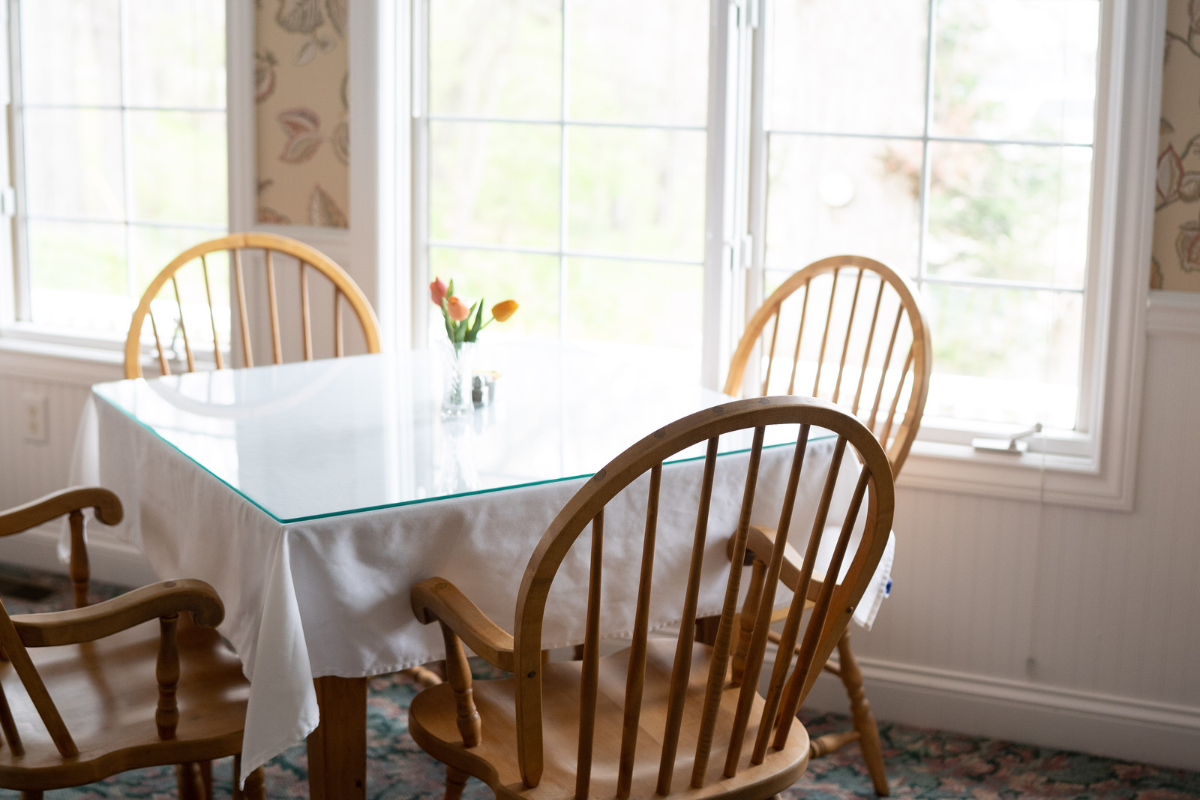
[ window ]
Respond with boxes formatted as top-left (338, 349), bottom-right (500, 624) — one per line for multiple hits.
top-left (6, 0), bottom-right (227, 340)
top-left (412, 0), bottom-right (1121, 444)
top-left (753, 0), bottom-right (1101, 437)
top-left (413, 0), bottom-right (711, 373)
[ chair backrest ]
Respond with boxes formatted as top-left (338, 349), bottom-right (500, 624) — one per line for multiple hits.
top-left (123, 232), bottom-right (381, 379)
top-left (512, 396), bottom-right (894, 795)
top-left (725, 256), bottom-right (932, 475)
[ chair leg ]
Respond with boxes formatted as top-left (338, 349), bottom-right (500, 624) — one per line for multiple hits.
top-left (445, 765), bottom-right (470, 800)
top-left (19, 792), bottom-right (42, 800)
top-left (200, 759), bottom-right (213, 798)
top-left (242, 767), bottom-right (267, 800)
top-left (177, 761), bottom-right (206, 800)
top-left (838, 633), bottom-right (889, 796)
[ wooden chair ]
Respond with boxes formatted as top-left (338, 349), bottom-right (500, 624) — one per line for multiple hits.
top-left (123, 232), bottom-right (381, 379)
top-left (0, 487), bottom-right (264, 799)
top-left (725, 255), bottom-right (932, 796)
top-left (410, 396), bottom-right (895, 800)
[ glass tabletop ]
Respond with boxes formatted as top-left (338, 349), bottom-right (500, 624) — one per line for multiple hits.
top-left (92, 342), bottom-right (823, 522)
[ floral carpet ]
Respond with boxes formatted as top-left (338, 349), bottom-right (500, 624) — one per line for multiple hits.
top-left (0, 565), bottom-right (1196, 799)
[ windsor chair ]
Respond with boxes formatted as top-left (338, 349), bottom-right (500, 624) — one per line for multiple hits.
top-left (725, 255), bottom-right (932, 796)
top-left (410, 396), bottom-right (894, 800)
top-left (123, 232), bottom-right (381, 379)
top-left (0, 488), bottom-right (264, 799)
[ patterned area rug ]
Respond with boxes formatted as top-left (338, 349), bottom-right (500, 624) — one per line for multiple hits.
top-left (0, 565), bottom-right (1197, 799)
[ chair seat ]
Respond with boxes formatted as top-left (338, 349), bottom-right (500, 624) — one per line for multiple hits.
top-left (0, 614), bottom-right (249, 792)
top-left (409, 639), bottom-right (810, 800)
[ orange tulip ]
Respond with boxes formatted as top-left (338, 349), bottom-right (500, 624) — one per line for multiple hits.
top-left (447, 296), bottom-right (471, 322)
top-left (491, 299), bottom-right (519, 322)
top-left (429, 277), bottom-right (448, 306)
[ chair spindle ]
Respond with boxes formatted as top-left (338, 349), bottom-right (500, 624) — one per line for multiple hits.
top-left (812, 269), bottom-right (841, 397)
top-left (156, 613), bottom-right (180, 740)
top-left (761, 312), bottom-right (781, 395)
top-left (233, 248), bottom-right (254, 368)
top-left (880, 347), bottom-right (914, 449)
top-left (334, 289), bottom-right (344, 357)
top-left (199, 254), bottom-right (224, 369)
top-left (68, 510), bottom-right (89, 608)
top-left (655, 438), bottom-right (720, 796)
top-left (616, 463), bottom-right (662, 799)
top-left (264, 250), bottom-right (283, 365)
top-left (300, 263), bottom-right (313, 361)
top-left (786, 280), bottom-right (811, 395)
top-left (831, 269), bottom-right (864, 403)
top-left (0, 682), bottom-right (22, 756)
top-left (0, 604), bottom-right (76, 757)
top-left (731, 557), bottom-right (767, 687)
top-left (440, 621), bottom-right (481, 747)
top-left (170, 276), bottom-right (196, 373)
top-left (867, 307), bottom-right (904, 434)
top-left (149, 311), bottom-right (171, 376)
top-left (690, 426), bottom-right (765, 789)
top-left (575, 510), bottom-right (604, 800)
top-left (850, 281), bottom-right (886, 415)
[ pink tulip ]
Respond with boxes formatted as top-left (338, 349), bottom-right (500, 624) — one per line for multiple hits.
top-left (446, 296), bottom-right (471, 322)
top-left (430, 277), bottom-right (448, 307)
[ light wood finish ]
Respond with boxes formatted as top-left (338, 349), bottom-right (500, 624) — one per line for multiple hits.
top-left (726, 256), bottom-right (933, 796)
top-left (124, 232), bottom-right (381, 379)
top-left (308, 675), bottom-right (368, 800)
top-left (725, 255), bottom-right (931, 473)
top-left (410, 397), bottom-right (894, 800)
top-left (0, 491), bottom-right (264, 798)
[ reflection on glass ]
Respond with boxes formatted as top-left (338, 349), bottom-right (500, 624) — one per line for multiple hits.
top-left (926, 142), bottom-right (1092, 287)
top-left (128, 111), bottom-right (228, 225)
top-left (431, 121), bottom-right (561, 248)
top-left (922, 284), bottom-right (1082, 427)
top-left (21, 0), bottom-right (121, 106)
top-left (568, 0), bottom-right (708, 126)
top-left (24, 110), bottom-right (125, 221)
top-left (766, 135), bottom-right (922, 274)
top-left (567, 128), bottom-right (705, 261)
top-left (566, 259), bottom-right (702, 354)
top-left (933, 0), bottom-right (1099, 144)
top-left (430, 0), bottom-right (561, 119)
top-left (125, 0), bottom-right (225, 109)
top-left (768, 0), bottom-right (928, 136)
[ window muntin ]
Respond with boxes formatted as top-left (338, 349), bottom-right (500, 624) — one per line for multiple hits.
top-left (14, 0), bottom-right (227, 338)
top-left (758, 0), bottom-right (1101, 431)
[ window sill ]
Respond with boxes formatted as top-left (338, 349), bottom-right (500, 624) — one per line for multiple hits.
top-left (0, 335), bottom-right (125, 385)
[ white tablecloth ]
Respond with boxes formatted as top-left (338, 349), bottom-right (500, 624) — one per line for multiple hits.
top-left (69, 393), bottom-right (893, 778)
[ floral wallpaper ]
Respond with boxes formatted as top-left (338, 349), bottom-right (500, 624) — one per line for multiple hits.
top-left (1154, 0), bottom-right (1200, 291)
top-left (255, 0), bottom-right (349, 228)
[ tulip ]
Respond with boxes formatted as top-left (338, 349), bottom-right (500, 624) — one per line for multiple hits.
top-left (491, 299), bottom-right (519, 322)
top-left (429, 277), bottom-right (448, 306)
top-left (447, 295), bottom-right (471, 322)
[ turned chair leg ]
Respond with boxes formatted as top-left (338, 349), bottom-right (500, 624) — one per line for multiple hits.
top-left (177, 761), bottom-right (206, 800)
top-left (242, 766), bottom-right (267, 800)
top-left (838, 633), bottom-right (889, 796)
top-left (445, 765), bottom-right (470, 800)
top-left (19, 792), bottom-right (42, 799)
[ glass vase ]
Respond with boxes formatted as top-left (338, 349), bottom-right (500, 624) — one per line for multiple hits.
top-left (439, 339), bottom-right (475, 418)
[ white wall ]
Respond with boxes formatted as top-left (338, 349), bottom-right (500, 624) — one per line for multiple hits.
top-left (0, 294), bottom-right (1198, 770)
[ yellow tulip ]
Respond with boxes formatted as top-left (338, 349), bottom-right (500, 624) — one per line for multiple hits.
top-left (492, 299), bottom-right (519, 322)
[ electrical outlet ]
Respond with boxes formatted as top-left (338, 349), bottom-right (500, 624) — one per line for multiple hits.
top-left (21, 392), bottom-right (48, 443)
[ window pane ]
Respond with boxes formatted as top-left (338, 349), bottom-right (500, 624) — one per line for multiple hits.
top-left (923, 284), bottom-right (1082, 428)
top-left (129, 225), bottom-right (229, 349)
top-left (28, 220), bottom-right (129, 332)
top-left (765, 135), bottom-right (923, 274)
top-left (431, 121), bottom-right (561, 249)
top-left (126, 0), bottom-right (226, 108)
top-left (768, 0), bottom-right (928, 136)
top-left (130, 225), bottom-right (220, 298)
top-left (20, 0), bottom-right (121, 106)
top-left (567, 128), bottom-right (705, 261)
top-left (566, 259), bottom-right (702, 353)
top-left (429, 247), bottom-right (560, 338)
top-left (926, 142), bottom-right (1092, 287)
top-left (128, 111), bottom-right (228, 225)
top-left (933, 0), bottom-right (1099, 144)
top-left (430, 0), bottom-right (561, 119)
top-left (567, 0), bottom-right (707, 126)
top-left (23, 109), bottom-right (125, 220)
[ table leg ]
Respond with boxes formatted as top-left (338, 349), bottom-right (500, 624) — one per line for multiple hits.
top-left (307, 676), bottom-right (368, 800)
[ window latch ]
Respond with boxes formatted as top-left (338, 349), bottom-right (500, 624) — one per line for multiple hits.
top-left (972, 423), bottom-right (1043, 455)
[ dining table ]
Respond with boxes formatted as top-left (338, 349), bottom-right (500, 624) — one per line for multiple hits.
top-left (68, 341), bottom-right (894, 798)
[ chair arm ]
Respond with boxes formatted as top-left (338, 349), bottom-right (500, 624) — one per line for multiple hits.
top-left (10, 579), bottom-right (224, 648)
top-left (729, 525), bottom-right (825, 599)
top-left (411, 578), bottom-right (514, 673)
top-left (0, 487), bottom-right (123, 537)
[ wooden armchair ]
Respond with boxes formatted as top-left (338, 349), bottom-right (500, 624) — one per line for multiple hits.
top-left (0, 488), bottom-right (262, 799)
top-left (410, 396), bottom-right (894, 800)
top-left (726, 255), bottom-right (932, 795)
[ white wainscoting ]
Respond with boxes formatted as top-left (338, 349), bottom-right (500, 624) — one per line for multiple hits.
top-left (1, 291), bottom-right (1198, 770)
